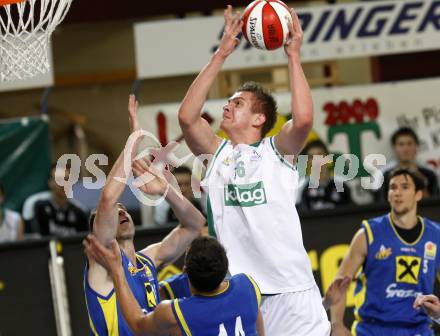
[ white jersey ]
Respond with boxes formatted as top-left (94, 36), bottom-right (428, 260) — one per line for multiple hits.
top-left (202, 137), bottom-right (315, 294)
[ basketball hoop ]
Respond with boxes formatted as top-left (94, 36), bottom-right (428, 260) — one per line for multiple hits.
top-left (0, 0), bottom-right (72, 82)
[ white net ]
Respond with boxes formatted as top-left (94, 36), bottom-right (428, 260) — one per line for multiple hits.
top-left (0, 0), bottom-right (72, 82)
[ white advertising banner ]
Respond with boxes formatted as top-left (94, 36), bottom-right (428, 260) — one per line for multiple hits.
top-left (138, 77), bottom-right (440, 177)
top-left (134, 0), bottom-right (440, 79)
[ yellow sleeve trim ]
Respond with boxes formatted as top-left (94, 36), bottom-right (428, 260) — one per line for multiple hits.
top-left (246, 275), bottom-right (261, 307)
top-left (136, 253), bottom-right (154, 268)
top-left (362, 220), bottom-right (374, 245)
top-left (160, 281), bottom-right (175, 300)
top-left (173, 300), bottom-right (192, 336)
top-left (88, 316), bottom-right (99, 336)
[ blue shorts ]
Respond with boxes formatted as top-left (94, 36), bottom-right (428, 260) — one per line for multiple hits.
top-left (352, 321), bottom-right (433, 336)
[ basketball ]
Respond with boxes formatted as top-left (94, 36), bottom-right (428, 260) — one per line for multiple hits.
top-left (242, 0), bottom-right (291, 50)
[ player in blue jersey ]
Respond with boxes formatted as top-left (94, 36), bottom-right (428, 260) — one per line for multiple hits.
top-left (160, 273), bottom-right (192, 301)
top-left (85, 234), bottom-right (265, 336)
top-left (331, 168), bottom-right (440, 336)
top-left (159, 271), bottom-right (351, 312)
top-left (84, 95), bottom-right (206, 336)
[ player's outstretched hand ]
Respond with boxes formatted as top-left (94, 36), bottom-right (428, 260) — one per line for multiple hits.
top-left (128, 94), bottom-right (139, 133)
top-left (217, 5), bottom-right (242, 59)
top-left (323, 276), bottom-right (351, 310)
top-left (132, 156), bottom-right (169, 196)
top-left (284, 8), bottom-right (303, 57)
top-left (414, 294), bottom-right (440, 319)
top-left (83, 234), bottom-right (122, 278)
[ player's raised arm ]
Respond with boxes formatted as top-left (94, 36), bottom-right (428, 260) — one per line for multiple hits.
top-left (84, 236), bottom-right (177, 336)
top-left (178, 5), bottom-right (241, 156)
top-left (330, 229), bottom-right (368, 335)
top-left (93, 94), bottom-right (141, 245)
top-left (274, 8), bottom-right (313, 157)
top-left (132, 157), bottom-right (206, 268)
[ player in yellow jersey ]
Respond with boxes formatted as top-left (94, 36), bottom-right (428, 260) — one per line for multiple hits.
top-left (84, 95), bottom-right (206, 336)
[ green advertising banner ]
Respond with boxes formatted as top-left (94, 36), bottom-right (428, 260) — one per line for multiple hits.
top-left (0, 116), bottom-right (51, 211)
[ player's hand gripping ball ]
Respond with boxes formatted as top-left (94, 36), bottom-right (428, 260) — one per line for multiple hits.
top-left (242, 0), bottom-right (292, 50)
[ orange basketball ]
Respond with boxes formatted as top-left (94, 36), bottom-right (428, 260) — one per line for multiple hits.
top-left (0, 0), bottom-right (26, 6)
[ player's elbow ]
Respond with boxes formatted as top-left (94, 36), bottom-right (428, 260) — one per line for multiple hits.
top-left (294, 115), bottom-right (313, 132)
top-left (178, 107), bottom-right (192, 127)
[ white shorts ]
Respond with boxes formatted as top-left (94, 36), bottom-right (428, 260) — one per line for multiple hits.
top-left (260, 285), bottom-right (331, 336)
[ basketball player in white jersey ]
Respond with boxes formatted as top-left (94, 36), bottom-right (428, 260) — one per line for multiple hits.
top-left (178, 5), bottom-right (330, 335)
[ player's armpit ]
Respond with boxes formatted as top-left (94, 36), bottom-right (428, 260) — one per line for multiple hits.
top-left (85, 257), bottom-right (114, 298)
top-left (274, 120), bottom-right (311, 157)
top-left (179, 117), bottom-right (222, 156)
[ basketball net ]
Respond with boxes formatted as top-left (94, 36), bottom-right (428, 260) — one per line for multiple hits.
top-left (0, 0), bottom-right (72, 82)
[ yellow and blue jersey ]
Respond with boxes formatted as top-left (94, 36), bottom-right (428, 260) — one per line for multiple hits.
top-left (352, 214), bottom-right (440, 332)
top-left (84, 250), bottom-right (160, 336)
top-left (160, 273), bottom-right (191, 300)
top-left (171, 273), bottom-right (261, 336)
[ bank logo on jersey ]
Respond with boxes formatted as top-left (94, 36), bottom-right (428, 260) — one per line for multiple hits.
top-left (395, 256), bottom-right (421, 284)
top-left (424, 241), bottom-right (437, 260)
top-left (145, 282), bottom-right (158, 308)
top-left (224, 182), bottom-right (267, 207)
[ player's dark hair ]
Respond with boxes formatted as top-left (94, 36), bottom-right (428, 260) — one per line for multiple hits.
top-left (388, 168), bottom-right (426, 192)
top-left (391, 127), bottom-right (419, 146)
top-left (172, 166), bottom-right (192, 175)
top-left (301, 139), bottom-right (329, 156)
top-left (185, 236), bottom-right (228, 292)
top-left (237, 81), bottom-right (277, 138)
top-left (0, 182), bottom-right (4, 196)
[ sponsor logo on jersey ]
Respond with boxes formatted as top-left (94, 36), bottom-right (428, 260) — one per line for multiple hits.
top-left (375, 245), bottom-right (392, 260)
top-left (128, 261), bottom-right (137, 275)
top-left (424, 241), bottom-right (437, 260)
top-left (400, 247), bottom-right (417, 253)
top-left (251, 150), bottom-right (262, 161)
top-left (386, 283), bottom-right (422, 299)
top-left (222, 157), bottom-right (232, 166)
top-left (224, 181), bottom-right (267, 207)
top-left (395, 255), bottom-right (421, 284)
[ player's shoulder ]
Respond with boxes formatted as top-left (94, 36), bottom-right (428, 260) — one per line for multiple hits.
top-left (422, 217), bottom-right (440, 233)
top-left (162, 273), bottom-right (187, 283)
top-left (135, 250), bottom-right (158, 272)
top-left (231, 273), bottom-right (259, 290)
top-left (230, 273), bottom-right (249, 281)
top-left (363, 214), bottom-right (389, 230)
top-left (361, 214), bottom-right (390, 244)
